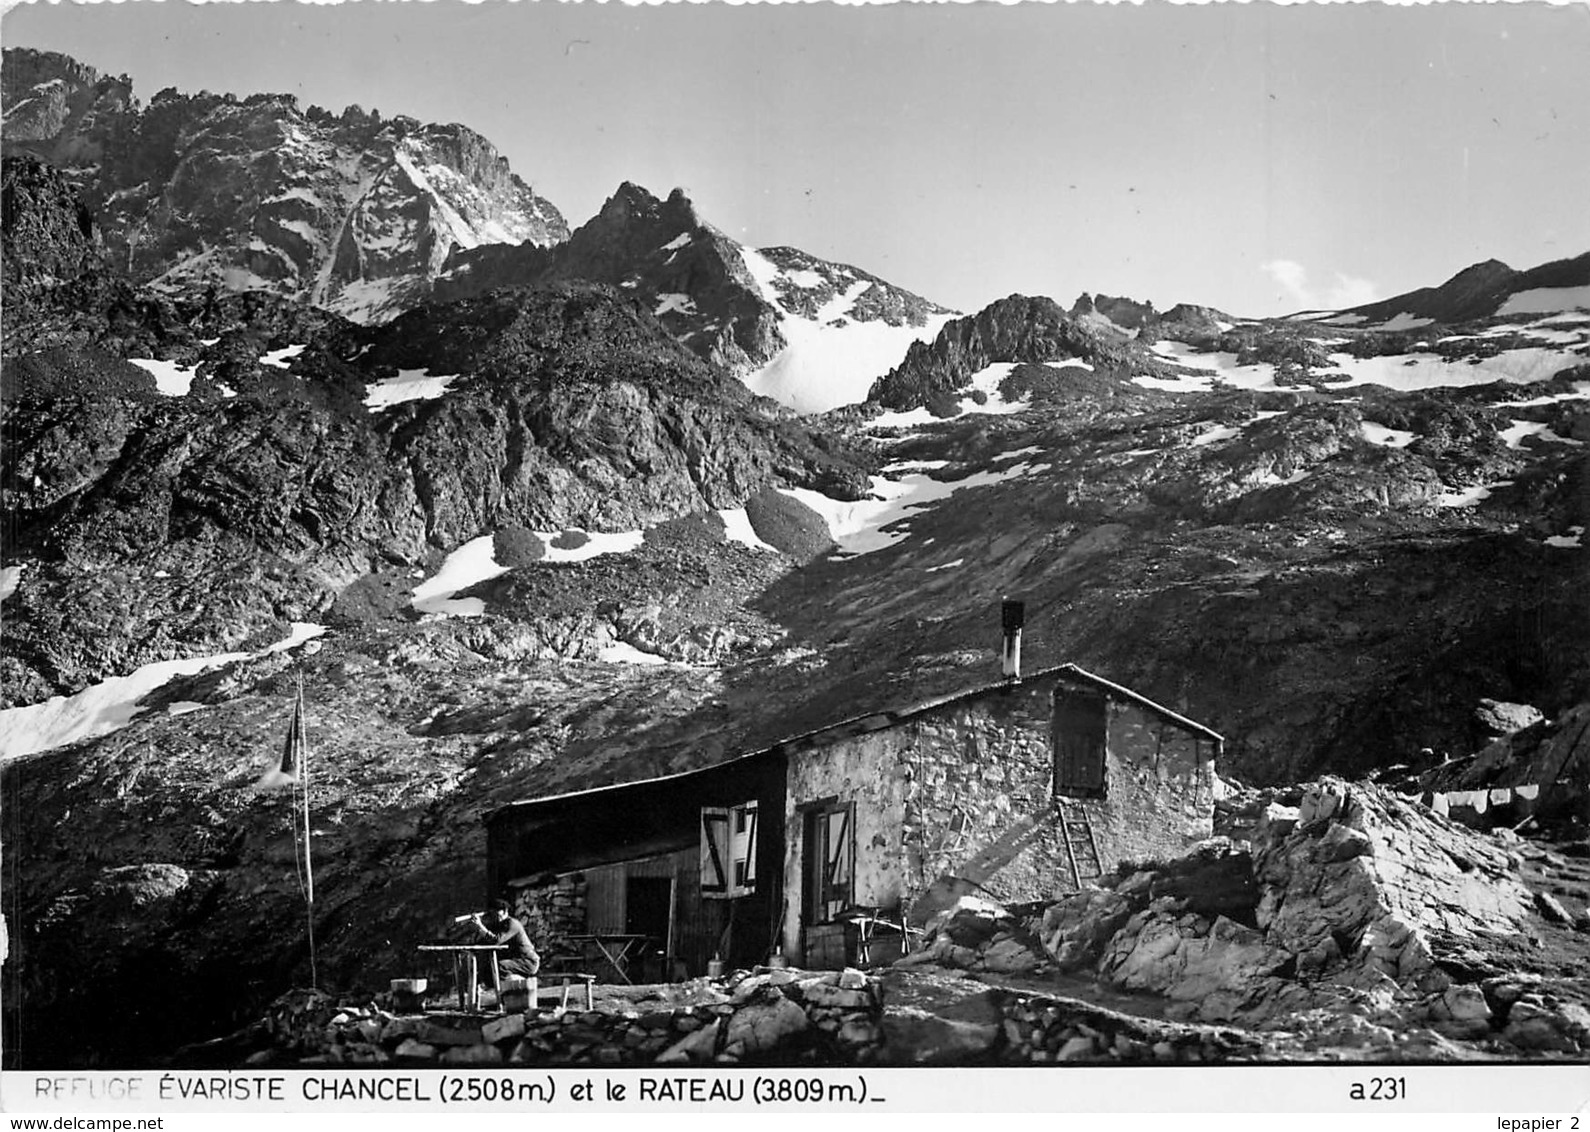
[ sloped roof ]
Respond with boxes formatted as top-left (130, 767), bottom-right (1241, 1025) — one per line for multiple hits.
top-left (1052, 663), bottom-right (1225, 744)
top-left (486, 661), bottom-right (1221, 821)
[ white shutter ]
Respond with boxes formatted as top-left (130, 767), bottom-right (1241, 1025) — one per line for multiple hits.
top-left (700, 807), bottom-right (731, 897)
top-left (740, 803), bottom-right (758, 891)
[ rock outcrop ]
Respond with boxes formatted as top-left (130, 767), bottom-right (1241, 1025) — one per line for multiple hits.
top-left (909, 780), bottom-right (1588, 1057)
top-left (0, 281), bottom-right (867, 700)
top-left (1250, 781), bottom-right (1533, 991)
top-left (867, 294), bottom-right (1187, 412)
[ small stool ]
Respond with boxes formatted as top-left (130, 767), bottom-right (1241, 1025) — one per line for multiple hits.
top-left (557, 973), bottom-right (596, 1011)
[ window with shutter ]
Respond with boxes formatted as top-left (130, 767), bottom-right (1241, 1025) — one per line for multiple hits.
top-left (702, 802), bottom-right (758, 899)
top-left (802, 801), bottom-right (854, 923)
top-left (1053, 691), bottom-right (1108, 799)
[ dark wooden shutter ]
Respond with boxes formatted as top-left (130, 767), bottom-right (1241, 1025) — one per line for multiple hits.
top-left (1054, 693), bottom-right (1107, 797)
top-left (700, 807), bottom-right (730, 896)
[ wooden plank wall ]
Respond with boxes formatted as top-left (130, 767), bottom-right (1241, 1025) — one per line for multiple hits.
top-left (584, 853), bottom-right (685, 934)
top-left (579, 849), bottom-right (738, 977)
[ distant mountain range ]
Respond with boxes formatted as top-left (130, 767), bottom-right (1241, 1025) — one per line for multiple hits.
top-left (1, 47), bottom-right (953, 413)
top-left (1327, 253), bottom-right (1590, 326)
top-left (2, 48), bottom-right (569, 319)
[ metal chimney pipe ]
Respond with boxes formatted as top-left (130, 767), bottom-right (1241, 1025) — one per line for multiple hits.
top-left (1001, 599), bottom-right (1024, 679)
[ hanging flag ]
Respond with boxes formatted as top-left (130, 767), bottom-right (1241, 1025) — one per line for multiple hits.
top-left (255, 684), bottom-right (306, 790)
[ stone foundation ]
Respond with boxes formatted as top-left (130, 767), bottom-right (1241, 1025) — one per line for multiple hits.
top-left (245, 968), bottom-right (883, 1067)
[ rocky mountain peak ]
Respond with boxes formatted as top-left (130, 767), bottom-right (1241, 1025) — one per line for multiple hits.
top-left (602, 180), bottom-right (663, 219)
top-left (2, 47), bottom-right (134, 167)
top-left (1071, 292), bottom-right (1158, 331)
top-left (2, 47), bottom-right (570, 325)
top-left (1448, 258), bottom-right (1516, 288)
top-left (869, 293), bottom-right (1120, 410)
top-left (581, 180), bottom-right (701, 246)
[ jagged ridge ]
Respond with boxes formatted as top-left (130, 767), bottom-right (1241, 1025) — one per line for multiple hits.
top-left (1, 46), bottom-right (570, 324)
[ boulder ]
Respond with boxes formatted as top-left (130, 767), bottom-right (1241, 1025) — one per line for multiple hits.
top-left (482, 1014), bottom-right (527, 1044)
top-left (1438, 985), bottom-right (1493, 1035)
top-left (1475, 699), bottom-right (1545, 737)
top-left (655, 1018), bottom-right (720, 1064)
top-left (1040, 888), bottom-right (1136, 970)
top-left (1101, 913), bottom-right (1289, 1005)
top-left (719, 992), bottom-right (809, 1059)
top-left (1503, 1000), bottom-right (1589, 1054)
top-left (979, 935), bottom-right (1048, 976)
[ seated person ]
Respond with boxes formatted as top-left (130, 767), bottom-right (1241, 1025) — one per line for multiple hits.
top-left (470, 898), bottom-right (541, 980)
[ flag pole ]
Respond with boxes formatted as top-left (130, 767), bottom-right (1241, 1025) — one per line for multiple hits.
top-left (297, 667), bottom-right (318, 989)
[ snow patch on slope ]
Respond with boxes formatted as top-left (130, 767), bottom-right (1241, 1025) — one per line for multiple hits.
top-left (1146, 342), bottom-right (1277, 390)
top-left (541, 529), bottom-right (647, 562)
top-left (717, 509), bottom-right (780, 553)
top-left (654, 293), bottom-right (698, 317)
top-left (0, 624), bottom-right (327, 762)
top-left (738, 247), bottom-right (953, 415)
top-left (411, 535), bottom-right (506, 617)
top-left (1437, 481), bottom-right (1513, 508)
top-left (128, 357), bottom-right (201, 396)
top-left (412, 529), bottom-right (649, 617)
top-left (365, 369), bottom-right (461, 409)
top-left (960, 362), bottom-right (1031, 415)
top-left (1499, 420), bottom-right (1583, 449)
top-left (1497, 286), bottom-right (1590, 316)
top-left (1360, 423), bottom-right (1418, 448)
top-left (1375, 313), bottom-right (1434, 332)
top-left (597, 641), bottom-right (669, 666)
top-left (260, 344), bottom-right (306, 369)
top-left (778, 456), bottom-right (1045, 557)
top-left (1326, 349), bottom-right (1573, 392)
top-left (1496, 382), bottom-right (1590, 409)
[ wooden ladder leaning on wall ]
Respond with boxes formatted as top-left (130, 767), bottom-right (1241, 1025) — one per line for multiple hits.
top-left (1056, 800), bottom-right (1105, 889)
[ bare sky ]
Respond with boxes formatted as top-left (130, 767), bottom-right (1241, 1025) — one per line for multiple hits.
top-left (4, 1), bottom-right (1587, 317)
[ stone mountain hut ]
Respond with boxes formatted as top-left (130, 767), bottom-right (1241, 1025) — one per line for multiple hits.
top-left (484, 606), bottom-right (1224, 976)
